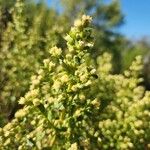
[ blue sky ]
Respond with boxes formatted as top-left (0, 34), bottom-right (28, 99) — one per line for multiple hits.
top-left (46, 0), bottom-right (150, 39)
top-left (120, 0), bottom-right (150, 39)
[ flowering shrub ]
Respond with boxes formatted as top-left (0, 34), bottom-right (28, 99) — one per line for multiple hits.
top-left (0, 0), bottom-right (65, 125)
top-left (0, 15), bottom-right (150, 149)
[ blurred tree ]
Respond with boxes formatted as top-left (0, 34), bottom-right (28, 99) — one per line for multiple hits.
top-left (144, 51), bottom-right (150, 90)
top-left (0, 0), bottom-right (14, 40)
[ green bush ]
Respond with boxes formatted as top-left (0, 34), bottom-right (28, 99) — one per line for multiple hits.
top-left (0, 0), bottom-right (65, 125)
top-left (0, 15), bottom-right (150, 150)
top-left (0, 0), bottom-right (126, 126)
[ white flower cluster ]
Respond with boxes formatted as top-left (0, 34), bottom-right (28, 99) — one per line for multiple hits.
top-left (49, 46), bottom-right (62, 57)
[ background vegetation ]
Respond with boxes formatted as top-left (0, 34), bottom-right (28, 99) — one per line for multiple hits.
top-left (0, 0), bottom-right (150, 149)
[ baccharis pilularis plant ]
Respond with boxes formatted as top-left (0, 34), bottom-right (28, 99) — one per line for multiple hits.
top-left (0, 0), bottom-right (64, 126)
top-left (0, 15), bottom-right (150, 150)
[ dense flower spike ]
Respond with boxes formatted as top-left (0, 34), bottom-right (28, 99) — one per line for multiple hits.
top-left (0, 15), bottom-right (150, 150)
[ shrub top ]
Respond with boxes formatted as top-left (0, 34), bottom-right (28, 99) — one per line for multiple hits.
top-left (0, 15), bottom-right (150, 150)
